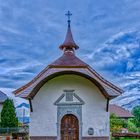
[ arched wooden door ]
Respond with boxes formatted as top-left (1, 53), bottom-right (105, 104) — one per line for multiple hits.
top-left (61, 114), bottom-right (79, 140)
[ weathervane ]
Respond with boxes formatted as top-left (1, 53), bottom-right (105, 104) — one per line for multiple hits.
top-left (65, 11), bottom-right (72, 27)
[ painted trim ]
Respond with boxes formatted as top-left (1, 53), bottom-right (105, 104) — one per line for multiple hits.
top-left (54, 91), bottom-right (85, 106)
top-left (54, 92), bottom-right (84, 140)
top-left (48, 65), bottom-right (87, 68)
top-left (57, 105), bottom-right (82, 140)
top-left (106, 99), bottom-right (109, 112)
top-left (54, 94), bottom-right (65, 105)
top-left (29, 98), bottom-right (33, 112)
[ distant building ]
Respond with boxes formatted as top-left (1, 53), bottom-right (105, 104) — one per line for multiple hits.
top-left (0, 90), bottom-right (7, 113)
top-left (121, 128), bottom-right (128, 133)
top-left (109, 104), bottom-right (133, 119)
top-left (16, 103), bottom-right (30, 124)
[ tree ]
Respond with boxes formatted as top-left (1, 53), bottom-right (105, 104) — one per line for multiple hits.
top-left (110, 113), bottom-right (127, 132)
top-left (132, 105), bottom-right (140, 128)
top-left (1, 98), bottom-right (18, 127)
top-left (127, 118), bottom-right (137, 133)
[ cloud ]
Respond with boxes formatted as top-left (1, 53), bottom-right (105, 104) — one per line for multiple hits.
top-left (80, 29), bottom-right (140, 110)
top-left (86, 30), bottom-right (140, 72)
top-left (106, 30), bottom-right (140, 45)
top-left (0, 0), bottom-right (140, 108)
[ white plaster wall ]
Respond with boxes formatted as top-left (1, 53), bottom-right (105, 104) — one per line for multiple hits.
top-left (0, 104), bottom-right (3, 122)
top-left (0, 104), bottom-right (3, 113)
top-left (30, 74), bottom-right (109, 137)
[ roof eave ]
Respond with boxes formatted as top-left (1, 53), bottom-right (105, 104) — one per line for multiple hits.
top-left (14, 69), bottom-right (122, 100)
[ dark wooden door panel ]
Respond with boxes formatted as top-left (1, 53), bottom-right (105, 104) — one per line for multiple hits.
top-left (61, 114), bottom-right (79, 140)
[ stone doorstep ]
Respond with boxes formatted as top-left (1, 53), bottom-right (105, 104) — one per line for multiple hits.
top-left (30, 136), bottom-right (109, 140)
top-left (0, 136), bottom-right (12, 140)
top-left (82, 137), bottom-right (109, 140)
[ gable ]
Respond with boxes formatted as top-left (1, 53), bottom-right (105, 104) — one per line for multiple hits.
top-left (54, 89), bottom-right (85, 105)
top-left (33, 74), bottom-right (106, 103)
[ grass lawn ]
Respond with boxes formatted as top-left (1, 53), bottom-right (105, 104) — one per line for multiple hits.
top-left (112, 138), bottom-right (139, 140)
top-left (119, 138), bottom-right (139, 140)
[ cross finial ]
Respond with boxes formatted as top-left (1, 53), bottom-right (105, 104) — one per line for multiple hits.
top-left (65, 11), bottom-right (72, 27)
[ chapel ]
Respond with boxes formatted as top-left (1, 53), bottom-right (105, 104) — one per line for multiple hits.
top-left (14, 11), bottom-right (123, 140)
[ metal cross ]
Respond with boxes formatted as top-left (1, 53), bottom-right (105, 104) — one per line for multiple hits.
top-left (65, 11), bottom-right (72, 21)
top-left (65, 11), bottom-right (72, 27)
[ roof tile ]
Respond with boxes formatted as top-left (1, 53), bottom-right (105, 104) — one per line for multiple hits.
top-left (49, 51), bottom-right (87, 67)
top-left (109, 104), bottom-right (133, 118)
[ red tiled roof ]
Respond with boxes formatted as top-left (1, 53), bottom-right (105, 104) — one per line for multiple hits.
top-left (49, 51), bottom-right (87, 67)
top-left (109, 104), bottom-right (133, 118)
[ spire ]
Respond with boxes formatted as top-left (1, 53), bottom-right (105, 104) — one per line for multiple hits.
top-left (59, 11), bottom-right (79, 52)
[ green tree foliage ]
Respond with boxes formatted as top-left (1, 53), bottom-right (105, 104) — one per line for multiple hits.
top-left (1, 99), bottom-right (18, 127)
top-left (110, 113), bottom-right (127, 132)
top-left (127, 118), bottom-right (137, 133)
top-left (132, 106), bottom-right (140, 128)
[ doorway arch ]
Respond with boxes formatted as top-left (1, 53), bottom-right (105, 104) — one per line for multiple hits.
top-left (61, 114), bottom-right (79, 140)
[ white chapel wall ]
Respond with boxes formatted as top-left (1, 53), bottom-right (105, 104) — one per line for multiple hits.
top-left (0, 104), bottom-right (3, 113)
top-left (30, 74), bottom-right (109, 137)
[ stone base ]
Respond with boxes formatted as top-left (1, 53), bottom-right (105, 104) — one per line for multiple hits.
top-left (82, 137), bottom-right (109, 140)
top-left (30, 136), bottom-right (57, 140)
top-left (30, 136), bottom-right (109, 140)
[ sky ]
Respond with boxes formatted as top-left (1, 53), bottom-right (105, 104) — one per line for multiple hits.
top-left (0, 0), bottom-right (140, 107)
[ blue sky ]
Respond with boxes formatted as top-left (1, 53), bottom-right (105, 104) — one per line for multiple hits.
top-left (0, 0), bottom-right (140, 107)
